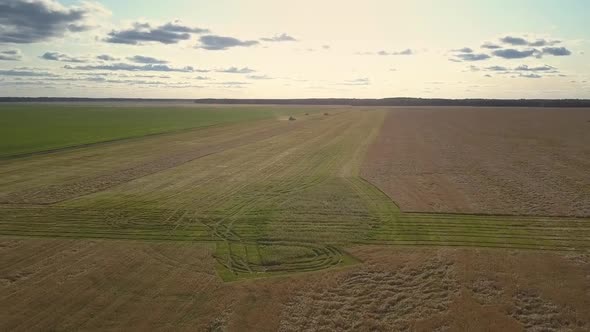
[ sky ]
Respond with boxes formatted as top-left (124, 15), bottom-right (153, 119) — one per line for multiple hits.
top-left (1, 0), bottom-right (589, 99)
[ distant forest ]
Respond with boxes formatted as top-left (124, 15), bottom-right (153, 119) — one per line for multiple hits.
top-left (193, 98), bottom-right (590, 107)
top-left (1, 97), bottom-right (590, 107)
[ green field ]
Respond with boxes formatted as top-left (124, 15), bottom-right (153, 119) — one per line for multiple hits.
top-left (0, 105), bottom-right (588, 282)
top-left (0, 104), bottom-right (311, 158)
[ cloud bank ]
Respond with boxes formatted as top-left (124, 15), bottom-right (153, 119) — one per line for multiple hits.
top-left (0, 0), bottom-right (106, 43)
top-left (97, 54), bottom-right (119, 61)
top-left (127, 55), bottom-right (168, 64)
top-left (40, 51), bottom-right (86, 63)
top-left (215, 67), bottom-right (256, 74)
top-left (499, 36), bottom-right (561, 47)
top-left (198, 35), bottom-right (259, 50)
top-left (64, 63), bottom-right (199, 73)
top-left (261, 33), bottom-right (297, 42)
top-left (0, 49), bottom-right (22, 61)
top-left (105, 21), bottom-right (208, 45)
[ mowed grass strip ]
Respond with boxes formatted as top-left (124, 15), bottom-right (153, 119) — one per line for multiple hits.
top-left (0, 104), bottom-right (314, 158)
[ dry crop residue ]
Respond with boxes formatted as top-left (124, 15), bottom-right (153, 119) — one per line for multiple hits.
top-left (468, 278), bottom-right (504, 304)
top-left (361, 107), bottom-right (590, 217)
top-left (2, 240), bottom-right (590, 331)
top-left (509, 290), bottom-right (583, 332)
top-left (279, 258), bottom-right (459, 331)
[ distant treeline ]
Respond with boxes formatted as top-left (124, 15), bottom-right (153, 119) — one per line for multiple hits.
top-left (1, 97), bottom-right (590, 107)
top-left (193, 98), bottom-right (590, 107)
top-left (0, 97), bottom-right (189, 103)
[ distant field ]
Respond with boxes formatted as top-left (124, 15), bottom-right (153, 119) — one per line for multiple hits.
top-left (362, 107), bottom-right (590, 217)
top-left (0, 105), bottom-right (589, 330)
top-left (0, 104), bottom-right (312, 158)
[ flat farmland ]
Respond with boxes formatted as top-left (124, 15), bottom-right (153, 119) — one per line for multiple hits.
top-left (0, 104), bottom-right (312, 158)
top-left (1, 104), bottom-right (589, 330)
top-left (2, 239), bottom-right (589, 331)
top-left (362, 107), bottom-right (590, 217)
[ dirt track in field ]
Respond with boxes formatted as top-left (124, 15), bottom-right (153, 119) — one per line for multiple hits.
top-left (361, 107), bottom-right (590, 217)
top-left (1, 238), bottom-right (589, 331)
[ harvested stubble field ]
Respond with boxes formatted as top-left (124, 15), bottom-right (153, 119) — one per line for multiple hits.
top-left (362, 107), bottom-right (590, 217)
top-left (1, 104), bottom-right (589, 331)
